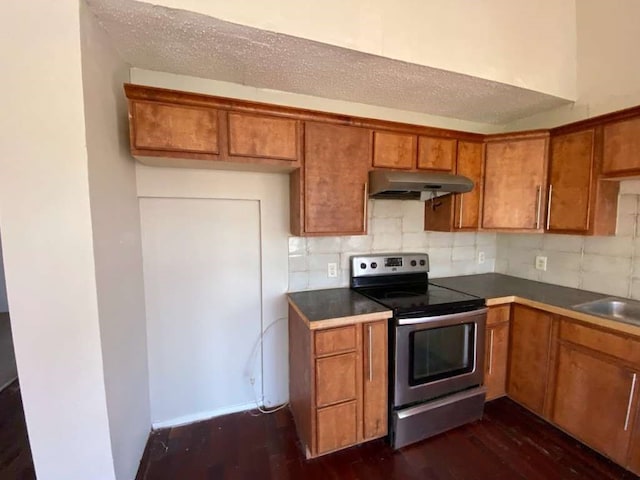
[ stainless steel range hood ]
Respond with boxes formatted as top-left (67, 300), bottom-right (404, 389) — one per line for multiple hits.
top-left (369, 170), bottom-right (474, 200)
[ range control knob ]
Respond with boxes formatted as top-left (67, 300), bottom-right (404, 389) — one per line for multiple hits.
top-left (419, 259), bottom-right (426, 266)
top-left (360, 262), bottom-right (367, 269)
top-left (370, 262), bottom-right (378, 269)
top-left (410, 260), bottom-right (417, 267)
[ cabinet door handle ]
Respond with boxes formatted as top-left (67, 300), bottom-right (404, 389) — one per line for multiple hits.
top-left (488, 329), bottom-right (494, 375)
top-left (546, 185), bottom-right (553, 230)
top-left (625, 373), bottom-right (637, 431)
top-left (535, 185), bottom-right (542, 229)
top-left (458, 195), bottom-right (464, 229)
top-left (363, 182), bottom-right (368, 232)
top-left (368, 324), bottom-right (373, 382)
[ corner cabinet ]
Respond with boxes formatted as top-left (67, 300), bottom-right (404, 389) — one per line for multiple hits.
top-left (288, 305), bottom-right (388, 458)
top-left (482, 132), bottom-right (549, 231)
top-left (506, 304), bottom-right (554, 415)
top-left (546, 127), bottom-right (619, 235)
top-left (484, 305), bottom-right (510, 401)
top-left (290, 122), bottom-right (371, 236)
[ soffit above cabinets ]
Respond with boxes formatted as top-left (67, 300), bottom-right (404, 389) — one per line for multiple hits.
top-left (86, 0), bottom-right (571, 125)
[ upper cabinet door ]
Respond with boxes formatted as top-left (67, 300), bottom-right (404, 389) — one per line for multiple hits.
top-left (417, 136), bottom-right (456, 171)
top-left (372, 131), bottom-right (416, 169)
top-left (482, 134), bottom-right (548, 230)
top-left (303, 122), bottom-right (371, 235)
top-left (603, 116), bottom-right (640, 175)
top-left (547, 130), bottom-right (594, 233)
top-left (227, 112), bottom-right (300, 161)
top-left (132, 101), bottom-right (220, 156)
top-left (455, 141), bottom-right (484, 229)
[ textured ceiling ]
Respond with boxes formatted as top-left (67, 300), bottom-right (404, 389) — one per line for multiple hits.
top-left (86, 0), bottom-right (571, 125)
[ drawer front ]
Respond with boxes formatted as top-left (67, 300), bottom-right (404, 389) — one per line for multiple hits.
top-left (315, 353), bottom-right (357, 407)
top-left (559, 319), bottom-right (640, 366)
top-left (316, 401), bottom-right (357, 454)
top-left (487, 305), bottom-right (510, 326)
top-left (315, 325), bottom-right (357, 357)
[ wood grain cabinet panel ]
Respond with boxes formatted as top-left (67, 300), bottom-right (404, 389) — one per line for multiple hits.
top-left (603, 116), bottom-right (640, 174)
top-left (315, 325), bottom-right (357, 357)
top-left (372, 131), bottom-right (416, 169)
top-left (628, 409), bottom-right (640, 475)
top-left (485, 306), bottom-right (510, 401)
top-left (302, 122), bottom-right (371, 235)
top-left (482, 134), bottom-right (548, 230)
top-left (552, 344), bottom-right (638, 465)
top-left (227, 112), bottom-right (299, 161)
top-left (547, 130), bottom-right (594, 232)
top-left (315, 353), bottom-right (357, 407)
top-left (507, 305), bottom-right (552, 415)
top-left (417, 136), bottom-right (456, 171)
top-left (316, 401), bottom-right (358, 454)
top-left (362, 321), bottom-right (388, 440)
top-left (132, 101), bottom-right (220, 155)
top-left (424, 140), bottom-right (483, 232)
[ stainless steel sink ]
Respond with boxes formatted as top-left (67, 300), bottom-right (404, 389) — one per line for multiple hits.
top-left (572, 297), bottom-right (640, 326)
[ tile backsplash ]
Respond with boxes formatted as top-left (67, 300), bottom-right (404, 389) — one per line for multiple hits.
top-left (496, 182), bottom-right (640, 299)
top-left (288, 199), bottom-right (497, 291)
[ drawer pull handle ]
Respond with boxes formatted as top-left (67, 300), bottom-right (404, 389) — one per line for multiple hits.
top-left (535, 185), bottom-right (542, 229)
top-left (546, 184), bottom-right (553, 230)
top-left (625, 373), bottom-right (637, 431)
top-left (368, 325), bottom-right (373, 382)
top-left (488, 329), bottom-right (494, 375)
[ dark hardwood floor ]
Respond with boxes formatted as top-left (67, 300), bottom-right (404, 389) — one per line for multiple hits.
top-left (0, 381), bottom-right (35, 480)
top-left (136, 397), bottom-right (640, 480)
top-left (1, 382), bottom-right (637, 480)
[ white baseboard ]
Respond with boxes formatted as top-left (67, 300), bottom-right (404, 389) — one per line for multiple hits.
top-left (151, 401), bottom-right (258, 430)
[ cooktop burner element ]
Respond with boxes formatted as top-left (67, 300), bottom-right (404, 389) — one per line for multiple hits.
top-left (350, 253), bottom-right (485, 317)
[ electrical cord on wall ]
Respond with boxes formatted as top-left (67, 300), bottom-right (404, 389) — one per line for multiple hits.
top-left (246, 316), bottom-right (289, 415)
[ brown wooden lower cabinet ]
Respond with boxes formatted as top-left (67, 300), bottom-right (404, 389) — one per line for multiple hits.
top-left (484, 305), bottom-right (510, 401)
top-left (548, 317), bottom-right (640, 473)
top-left (288, 305), bottom-right (388, 458)
top-left (506, 304), bottom-right (553, 415)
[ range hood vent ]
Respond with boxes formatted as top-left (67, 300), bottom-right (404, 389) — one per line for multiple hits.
top-left (368, 170), bottom-right (474, 200)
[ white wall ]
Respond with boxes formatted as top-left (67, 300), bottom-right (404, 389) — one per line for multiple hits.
top-left (506, 0), bottom-right (640, 130)
top-left (290, 200), bottom-right (497, 291)
top-left (0, 235), bottom-right (8, 312)
top-left (136, 166), bottom-right (290, 426)
top-left (143, 0), bottom-right (577, 100)
top-left (80, 4), bottom-right (151, 480)
top-left (0, 1), bottom-right (116, 479)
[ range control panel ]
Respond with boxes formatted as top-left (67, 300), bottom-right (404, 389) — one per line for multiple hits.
top-left (350, 253), bottom-right (429, 277)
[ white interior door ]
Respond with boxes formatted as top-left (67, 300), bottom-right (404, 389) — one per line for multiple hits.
top-left (140, 197), bottom-right (262, 425)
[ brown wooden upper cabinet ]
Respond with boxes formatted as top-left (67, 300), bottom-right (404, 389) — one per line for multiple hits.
top-left (418, 136), bottom-right (456, 171)
top-left (124, 84), bottom-right (301, 169)
top-left (482, 132), bottom-right (549, 231)
top-left (547, 128), bottom-right (618, 235)
top-left (424, 140), bottom-right (483, 231)
top-left (227, 112), bottom-right (300, 162)
top-left (291, 122), bottom-right (371, 236)
top-left (130, 100), bottom-right (222, 158)
top-left (603, 116), bottom-right (640, 175)
top-left (372, 131), bottom-right (416, 169)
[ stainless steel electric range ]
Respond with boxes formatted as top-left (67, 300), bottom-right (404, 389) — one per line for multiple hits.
top-left (350, 253), bottom-right (487, 449)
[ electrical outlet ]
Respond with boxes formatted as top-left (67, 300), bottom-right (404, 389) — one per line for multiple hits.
top-left (478, 251), bottom-right (485, 264)
top-left (535, 255), bottom-right (548, 271)
top-left (327, 262), bottom-right (338, 278)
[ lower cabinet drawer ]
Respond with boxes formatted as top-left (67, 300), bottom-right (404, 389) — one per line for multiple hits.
top-left (316, 401), bottom-right (357, 454)
top-left (316, 352), bottom-right (357, 407)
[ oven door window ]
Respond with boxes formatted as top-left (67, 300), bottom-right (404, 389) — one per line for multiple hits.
top-left (409, 322), bottom-right (475, 386)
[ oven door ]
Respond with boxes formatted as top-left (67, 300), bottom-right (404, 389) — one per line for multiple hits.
top-left (394, 308), bottom-right (487, 408)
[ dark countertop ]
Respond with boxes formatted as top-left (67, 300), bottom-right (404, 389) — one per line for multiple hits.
top-left (430, 273), bottom-right (608, 311)
top-left (288, 288), bottom-right (392, 329)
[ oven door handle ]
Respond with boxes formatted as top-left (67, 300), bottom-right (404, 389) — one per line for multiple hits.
top-left (397, 307), bottom-right (487, 326)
